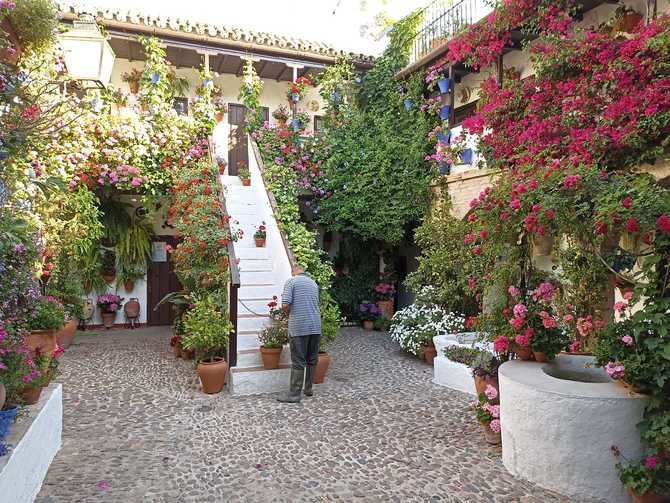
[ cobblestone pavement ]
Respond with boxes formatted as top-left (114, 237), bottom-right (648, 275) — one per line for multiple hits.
top-left (36, 326), bottom-right (573, 503)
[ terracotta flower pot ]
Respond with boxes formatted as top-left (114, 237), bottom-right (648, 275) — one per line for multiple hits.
top-left (183, 349), bottom-right (195, 360)
top-left (514, 345), bottom-right (533, 361)
top-left (102, 272), bottom-right (116, 283)
top-left (362, 320), bottom-right (374, 331)
top-left (377, 300), bottom-right (394, 320)
top-left (25, 329), bottom-right (58, 356)
top-left (481, 423), bottom-right (502, 445)
top-left (314, 352), bottom-right (331, 384)
top-left (260, 346), bottom-right (282, 370)
top-left (21, 386), bottom-right (44, 405)
top-left (129, 80), bottom-right (140, 94)
top-left (56, 319), bottom-right (77, 349)
top-left (474, 374), bottom-right (499, 402)
top-left (255, 237), bottom-right (266, 248)
top-left (173, 342), bottom-right (183, 358)
top-left (532, 233), bottom-right (554, 256)
top-left (215, 110), bottom-right (225, 123)
top-left (621, 12), bottom-right (643, 33)
top-left (124, 298), bottom-right (140, 319)
top-left (0, 383), bottom-right (5, 411)
top-left (628, 489), bottom-right (665, 503)
top-left (124, 279), bottom-right (135, 293)
top-left (101, 312), bottom-right (116, 329)
top-left (197, 357), bottom-right (228, 394)
top-left (533, 351), bottom-right (548, 363)
top-left (241, 178), bottom-right (251, 186)
top-left (423, 344), bottom-right (437, 365)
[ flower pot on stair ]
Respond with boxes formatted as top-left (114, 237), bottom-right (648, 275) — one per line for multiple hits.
top-left (260, 346), bottom-right (282, 370)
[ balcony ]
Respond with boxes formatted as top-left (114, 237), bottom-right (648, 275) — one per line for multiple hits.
top-left (408, 0), bottom-right (492, 67)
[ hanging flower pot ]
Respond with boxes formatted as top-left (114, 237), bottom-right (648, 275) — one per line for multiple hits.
top-left (437, 131), bottom-right (450, 144)
top-left (291, 118), bottom-right (301, 131)
top-left (437, 78), bottom-right (451, 94)
top-left (439, 105), bottom-right (451, 121)
top-left (124, 279), bottom-right (135, 293)
top-left (128, 80), bottom-right (140, 94)
top-left (404, 99), bottom-right (414, 111)
top-left (215, 110), bottom-right (225, 123)
top-left (532, 233), bottom-right (554, 256)
top-left (0, 405), bottom-right (19, 441)
top-left (460, 148), bottom-right (474, 164)
top-left (438, 162), bottom-right (451, 176)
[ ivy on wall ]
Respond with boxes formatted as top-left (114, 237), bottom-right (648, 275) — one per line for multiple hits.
top-left (315, 12), bottom-right (437, 244)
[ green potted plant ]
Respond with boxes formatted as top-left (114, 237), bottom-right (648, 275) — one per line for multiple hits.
top-left (612, 447), bottom-right (670, 503)
top-left (315, 297), bottom-right (341, 384)
top-left (272, 105), bottom-right (290, 127)
top-left (474, 386), bottom-right (502, 445)
top-left (24, 296), bottom-right (65, 356)
top-left (254, 222), bottom-right (266, 247)
top-left (96, 294), bottom-right (123, 329)
top-left (181, 295), bottom-right (232, 394)
top-left (359, 301), bottom-right (380, 331)
top-left (238, 161), bottom-right (250, 186)
top-left (122, 68), bottom-right (142, 94)
top-left (100, 249), bottom-right (117, 283)
top-left (258, 296), bottom-right (288, 369)
top-left (20, 353), bottom-right (59, 405)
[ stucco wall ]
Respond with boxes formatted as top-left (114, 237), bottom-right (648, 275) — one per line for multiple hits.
top-left (434, 169), bottom-right (497, 220)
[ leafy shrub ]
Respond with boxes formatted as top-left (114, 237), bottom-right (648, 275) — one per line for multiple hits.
top-left (9, 0), bottom-right (58, 53)
top-left (181, 296), bottom-right (232, 362)
top-left (320, 297), bottom-right (341, 351)
top-left (443, 345), bottom-right (488, 367)
top-left (26, 296), bottom-right (65, 330)
top-left (259, 322), bottom-right (288, 349)
top-left (373, 317), bottom-right (392, 332)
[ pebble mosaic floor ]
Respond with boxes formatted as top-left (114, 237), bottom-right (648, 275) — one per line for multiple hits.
top-left (36, 326), bottom-right (574, 503)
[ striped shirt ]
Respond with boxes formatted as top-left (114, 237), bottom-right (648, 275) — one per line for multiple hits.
top-left (281, 273), bottom-right (321, 337)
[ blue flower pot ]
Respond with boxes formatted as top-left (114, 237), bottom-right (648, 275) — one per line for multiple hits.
top-left (438, 162), bottom-right (451, 175)
top-left (291, 118), bottom-right (301, 131)
top-left (437, 132), bottom-right (450, 144)
top-left (437, 78), bottom-right (450, 94)
top-left (461, 148), bottom-right (474, 164)
top-left (291, 94), bottom-right (300, 102)
top-left (150, 73), bottom-right (160, 84)
top-left (404, 99), bottom-right (414, 111)
top-left (439, 105), bottom-right (451, 121)
top-left (0, 405), bottom-right (19, 441)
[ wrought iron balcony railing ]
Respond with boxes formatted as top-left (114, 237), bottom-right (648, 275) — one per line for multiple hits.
top-left (409, 0), bottom-right (492, 66)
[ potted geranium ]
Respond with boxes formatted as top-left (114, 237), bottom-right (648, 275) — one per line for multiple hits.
top-left (474, 385), bottom-right (502, 445)
top-left (613, 447), bottom-right (670, 503)
top-left (471, 352), bottom-right (501, 401)
top-left (122, 68), bottom-right (142, 94)
top-left (181, 295), bottom-right (232, 394)
top-left (238, 161), bottom-right (250, 186)
top-left (359, 301), bottom-right (380, 331)
top-left (258, 296), bottom-right (288, 369)
top-left (374, 281), bottom-right (396, 320)
top-left (24, 296), bottom-right (65, 355)
top-left (213, 96), bottom-right (227, 123)
top-left (254, 222), bottom-right (267, 248)
top-left (272, 105), bottom-right (290, 127)
top-left (286, 75), bottom-right (313, 103)
top-left (20, 353), bottom-right (59, 405)
top-left (96, 294), bottom-right (123, 329)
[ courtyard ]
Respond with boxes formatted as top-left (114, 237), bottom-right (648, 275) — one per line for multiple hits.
top-left (36, 328), bottom-right (570, 503)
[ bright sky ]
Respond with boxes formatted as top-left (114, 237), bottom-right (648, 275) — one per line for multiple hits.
top-left (70, 0), bottom-right (428, 55)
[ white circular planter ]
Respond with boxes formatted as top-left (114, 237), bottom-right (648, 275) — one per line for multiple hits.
top-left (432, 333), bottom-right (491, 395)
top-left (499, 355), bottom-right (648, 503)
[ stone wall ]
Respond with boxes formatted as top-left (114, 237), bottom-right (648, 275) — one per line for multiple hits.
top-left (432, 169), bottom-right (497, 220)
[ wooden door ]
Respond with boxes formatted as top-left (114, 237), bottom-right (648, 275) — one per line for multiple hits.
top-left (147, 236), bottom-right (181, 326)
top-left (228, 104), bottom-right (269, 175)
top-left (228, 103), bottom-right (248, 176)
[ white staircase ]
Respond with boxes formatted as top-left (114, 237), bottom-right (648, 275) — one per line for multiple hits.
top-left (220, 141), bottom-right (293, 395)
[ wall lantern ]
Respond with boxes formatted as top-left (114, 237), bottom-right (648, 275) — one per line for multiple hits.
top-left (59, 14), bottom-right (115, 89)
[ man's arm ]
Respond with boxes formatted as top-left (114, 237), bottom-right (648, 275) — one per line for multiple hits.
top-left (281, 278), bottom-right (293, 315)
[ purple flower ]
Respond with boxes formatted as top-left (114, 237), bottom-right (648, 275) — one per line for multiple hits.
top-left (14, 243), bottom-right (25, 254)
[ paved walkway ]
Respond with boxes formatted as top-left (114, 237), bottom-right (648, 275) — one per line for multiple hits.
top-left (37, 327), bottom-right (571, 503)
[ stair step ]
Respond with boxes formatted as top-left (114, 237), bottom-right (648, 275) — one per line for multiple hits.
top-left (236, 248), bottom-right (270, 260)
top-left (237, 333), bottom-right (261, 350)
top-left (238, 316), bottom-right (271, 333)
top-left (238, 259), bottom-right (272, 272)
top-left (238, 285), bottom-right (280, 300)
top-left (236, 346), bottom-right (291, 367)
top-left (228, 366), bottom-right (291, 395)
top-left (237, 299), bottom-right (271, 316)
top-left (240, 270), bottom-right (275, 285)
